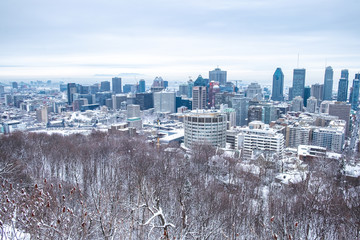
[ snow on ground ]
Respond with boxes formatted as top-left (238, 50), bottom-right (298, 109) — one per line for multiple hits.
top-left (0, 225), bottom-right (30, 240)
top-left (275, 171), bottom-right (307, 185)
top-left (344, 163), bottom-right (360, 178)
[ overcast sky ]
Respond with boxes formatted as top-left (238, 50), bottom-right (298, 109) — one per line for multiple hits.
top-left (0, 0), bottom-right (359, 86)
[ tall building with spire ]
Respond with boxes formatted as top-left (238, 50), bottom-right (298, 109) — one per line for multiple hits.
top-left (271, 68), bottom-right (284, 101)
top-left (291, 69), bottom-right (306, 100)
top-left (323, 66), bottom-right (334, 100)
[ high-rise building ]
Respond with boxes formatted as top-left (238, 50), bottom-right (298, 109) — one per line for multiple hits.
top-left (341, 69), bottom-right (349, 80)
top-left (153, 91), bottom-right (176, 113)
top-left (0, 85), bottom-right (4, 94)
top-left (12, 82), bottom-right (18, 89)
top-left (262, 104), bottom-right (278, 124)
top-left (246, 83), bottom-right (263, 101)
top-left (192, 86), bottom-right (207, 110)
top-left (323, 66), bottom-right (334, 100)
top-left (100, 81), bottom-right (111, 92)
top-left (36, 106), bottom-right (48, 123)
top-left (112, 94), bottom-right (127, 110)
top-left (350, 76), bottom-right (360, 110)
top-left (312, 121), bottom-right (345, 153)
top-left (209, 67), bottom-right (227, 86)
top-left (306, 96), bottom-right (317, 113)
top-left (311, 83), bottom-right (323, 103)
top-left (291, 69), bottom-right (306, 100)
top-left (139, 79), bottom-right (146, 93)
top-left (329, 102), bottom-right (351, 136)
top-left (178, 84), bottom-right (188, 96)
top-left (337, 78), bottom-right (349, 102)
top-left (209, 81), bottom-right (220, 107)
top-left (291, 96), bottom-right (304, 112)
top-left (238, 121), bottom-right (285, 159)
top-left (286, 124), bottom-right (311, 148)
top-left (248, 105), bottom-right (263, 123)
top-left (303, 86), bottom-right (311, 107)
top-left (127, 104), bottom-right (141, 118)
top-left (112, 77), bottom-right (122, 94)
top-left (67, 83), bottom-right (77, 105)
top-left (184, 110), bottom-right (227, 148)
top-left (187, 79), bottom-right (194, 98)
top-left (232, 94), bottom-right (249, 126)
top-left (271, 68), bottom-right (284, 101)
top-left (135, 92), bottom-right (153, 110)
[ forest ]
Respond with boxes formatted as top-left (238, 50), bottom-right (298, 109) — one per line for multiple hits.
top-left (0, 131), bottom-right (359, 239)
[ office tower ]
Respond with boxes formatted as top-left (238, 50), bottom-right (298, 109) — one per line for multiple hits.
top-left (209, 81), bottom-right (220, 107)
top-left (139, 79), bottom-right (146, 93)
top-left (311, 83), bottom-right (323, 102)
top-left (220, 106), bottom-right (236, 128)
top-left (291, 69), bottom-right (306, 100)
top-left (153, 91), bottom-right (176, 113)
top-left (323, 66), bottom-right (334, 100)
top-left (288, 87), bottom-right (293, 101)
top-left (291, 96), bottom-right (304, 112)
top-left (231, 94), bottom-right (249, 126)
top-left (248, 105), bottom-right (262, 123)
top-left (123, 84), bottom-right (136, 93)
top-left (194, 75), bottom-right (207, 87)
top-left (73, 98), bottom-right (88, 111)
top-left (192, 86), bottom-right (207, 110)
top-left (187, 79), bottom-right (194, 98)
top-left (135, 92), bottom-right (153, 110)
top-left (90, 84), bottom-right (100, 94)
top-left (271, 68), bottom-right (284, 101)
top-left (164, 80), bottom-right (168, 89)
top-left (238, 121), bottom-right (284, 159)
top-left (178, 84), bottom-right (188, 96)
top-left (12, 82), bottom-right (18, 89)
top-left (337, 78), bottom-right (349, 102)
top-left (306, 96), bottom-right (317, 113)
top-left (112, 94), bottom-right (127, 110)
top-left (209, 67), bottom-right (227, 86)
top-left (341, 69), bottom-right (349, 80)
top-left (303, 86), bottom-right (311, 107)
top-left (127, 104), bottom-right (141, 118)
top-left (184, 110), bottom-right (227, 148)
top-left (67, 83), bottom-right (77, 105)
top-left (95, 92), bottom-right (112, 106)
top-left (246, 83), bottom-right (263, 100)
top-left (329, 102), bottom-right (351, 136)
top-left (350, 77), bottom-right (360, 110)
top-left (262, 104), bottom-right (278, 124)
top-left (112, 77), bottom-right (122, 94)
top-left (100, 81), bottom-right (111, 92)
top-left (0, 85), bottom-right (4, 94)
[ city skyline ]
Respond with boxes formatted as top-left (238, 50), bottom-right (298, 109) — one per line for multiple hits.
top-left (0, 0), bottom-right (359, 85)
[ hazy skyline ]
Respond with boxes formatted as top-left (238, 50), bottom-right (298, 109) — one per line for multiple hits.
top-left (1, 0), bottom-right (359, 86)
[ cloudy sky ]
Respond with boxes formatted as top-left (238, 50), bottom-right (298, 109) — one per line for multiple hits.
top-left (0, 0), bottom-right (359, 86)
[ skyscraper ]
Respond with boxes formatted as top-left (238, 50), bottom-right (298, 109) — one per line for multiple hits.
top-left (311, 83), bottom-right (323, 103)
top-left (323, 66), bottom-right (334, 100)
top-left (67, 83), bottom-right (77, 105)
top-left (350, 74), bottom-right (360, 110)
top-left (337, 78), bottom-right (348, 102)
top-left (100, 81), bottom-right (111, 92)
top-left (231, 94), bottom-right (249, 126)
top-left (291, 69), bottom-right (306, 100)
top-left (209, 67), bottom-right (227, 86)
top-left (112, 77), bottom-right (122, 94)
top-left (192, 86), bottom-right (207, 110)
top-left (139, 79), bottom-right (146, 93)
top-left (187, 79), bottom-right (194, 98)
top-left (271, 68), bottom-right (284, 101)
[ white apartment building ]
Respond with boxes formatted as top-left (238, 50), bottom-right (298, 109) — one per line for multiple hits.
top-left (237, 121), bottom-right (285, 159)
top-left (184, 110), bottom-right (227, 148)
